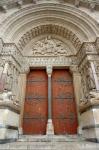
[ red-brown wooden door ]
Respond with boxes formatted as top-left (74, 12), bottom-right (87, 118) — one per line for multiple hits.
top-left (23, 70), bottom-right (48, 135)
top-left (52, 69), bottom-right (78, 135)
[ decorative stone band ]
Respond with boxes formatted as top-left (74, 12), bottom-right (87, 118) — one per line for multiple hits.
top-left (79, 99), bottom-right (99, 114)
top-left (0, 125), bottom-right (18, 130)
top-left (82, 124), bottom-right (99, 130)
top-left (0, 0), bottom-right (99, 12)
top-left (0, 101), bottom-right (20, 114)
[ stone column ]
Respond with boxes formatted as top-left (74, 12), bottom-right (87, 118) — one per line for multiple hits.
top-left (18, 73), bottom-right (27, 135)
top-left (70, 66), bottom-right (82, 135)
top-left (46, 66), bottom-right (54, 135)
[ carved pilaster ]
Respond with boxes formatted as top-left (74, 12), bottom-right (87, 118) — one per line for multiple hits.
top-left (70, 66), bottom-right (82, 134)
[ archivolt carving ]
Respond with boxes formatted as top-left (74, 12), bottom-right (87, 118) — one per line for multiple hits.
top-left (32, 36), bottom-right (74, 56)
top-left (17, 24), bottom-right (81, 52)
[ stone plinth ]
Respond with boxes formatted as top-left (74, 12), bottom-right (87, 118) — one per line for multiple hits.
top-left (0, 101), bottom-right (20, 143)
top-left (80, 94), bottom-right (99, 142)
top-left (46, 119), bottom-right (54, 135)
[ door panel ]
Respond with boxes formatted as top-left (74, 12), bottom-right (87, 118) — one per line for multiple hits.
top-left (52, 69), bottom-right (78, 134)
top-left (23, 70), bottom-right (48, 135)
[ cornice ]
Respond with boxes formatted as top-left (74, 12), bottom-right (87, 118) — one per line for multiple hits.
top-left (0, 0), bottom-right (99, 12)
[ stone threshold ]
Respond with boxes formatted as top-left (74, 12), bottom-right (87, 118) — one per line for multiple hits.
top-left (18, 134), bottom-right (84, 142)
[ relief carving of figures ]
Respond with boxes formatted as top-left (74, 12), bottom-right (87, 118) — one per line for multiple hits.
top-left (82, 43), bottom-right (96, 54)
top-left (0, 61), bottom-right (20, 106)
top-left (96, 38), bottom-right (99, 53)
top-left (32, 36), bottom-right (72, 56)
top-left (75, 0), bottom-right (80, 7)
top-left (86, 63), bottom-right (96, 91)
top-left (0, 89), bottom-right (20, 107)
top-left (5, 65), bottom-right (13, 91)
top-left (0, 39), bottom-right (3, 53)
top-left (79, 62), bottom-right (96, 100)
top-left (80, 69), bottom-right (88, 99)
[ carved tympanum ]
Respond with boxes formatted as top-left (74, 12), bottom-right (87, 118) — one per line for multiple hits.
top-left (32, 36), bottom-right (73, 56)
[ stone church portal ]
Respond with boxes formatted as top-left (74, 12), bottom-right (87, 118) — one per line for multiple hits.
top-left (0, 0), bottom-right (99, 146)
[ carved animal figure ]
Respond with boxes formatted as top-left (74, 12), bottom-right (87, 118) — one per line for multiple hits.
top-left (89, 91), bottom-right (99, 100)
top-left (0, 90), bottom-right (13, 101)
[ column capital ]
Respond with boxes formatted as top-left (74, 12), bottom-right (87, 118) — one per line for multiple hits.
top-left (46, 65), bottom-right (52, 76)
top-left (69, 66), bottom-right (79, 74)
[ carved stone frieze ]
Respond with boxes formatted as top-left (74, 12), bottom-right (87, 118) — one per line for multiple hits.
top-left (82, 43), bottom-right (96, 54)
top-left (77, 42), bottom-right (97, 65)
top-left (0, 0), bottom-right (99, 12)
top-left (2, 43), bottom-right (23, 67)
top-left (28, 56), bottom-right (78, 67)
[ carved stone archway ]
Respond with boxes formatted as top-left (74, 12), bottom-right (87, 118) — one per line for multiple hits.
top-left (0, 2), bottom-right (99, 143)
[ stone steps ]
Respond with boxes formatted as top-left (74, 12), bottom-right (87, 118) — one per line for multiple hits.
top-left (18, 135), bottom-right (83, 142)
top-left (0, 135), bottom-right (99, 150)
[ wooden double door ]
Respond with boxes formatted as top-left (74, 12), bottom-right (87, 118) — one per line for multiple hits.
top-left (23, 69), bottom-right (78, 135)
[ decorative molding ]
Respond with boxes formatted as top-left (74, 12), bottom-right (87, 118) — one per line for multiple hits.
top-left (17, 24), bottom-right (82, 52)
top-left (77, 42), bottom-right (97, 66)
top-left (0, 2), bottom-right (98, 46)
top-left (28, 56), bottom-right (78, 67)
top-left (0, 125), bottom-right (18, 130)
top-left (0, 0), bottom-right (99, 12)
top-left (82, 124), bottom-right (99, 130)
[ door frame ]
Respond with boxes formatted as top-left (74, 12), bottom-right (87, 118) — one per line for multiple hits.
top-left (19, 66), bottom-right (81, 135)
